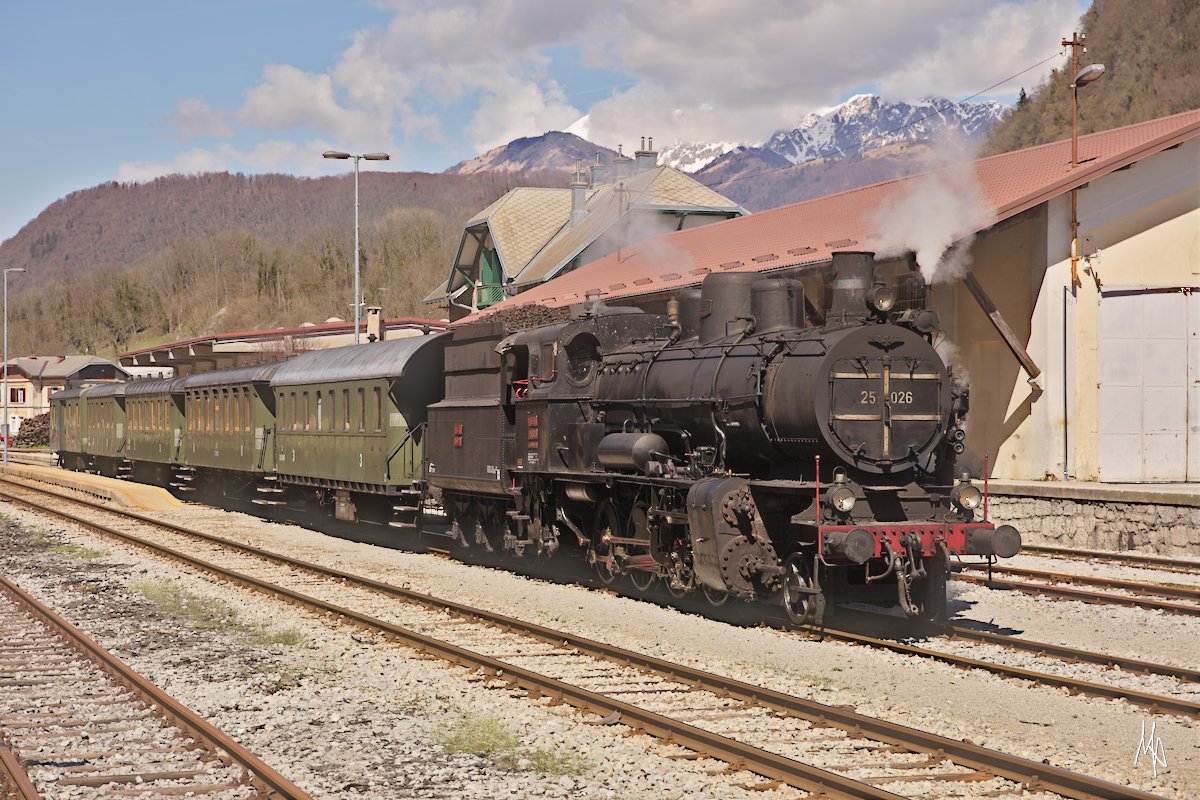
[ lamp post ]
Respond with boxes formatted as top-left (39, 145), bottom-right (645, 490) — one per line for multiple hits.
top-left (1061, 33), bottom-right (1105, 289)
top-left (1062, 33), bottom-right (1105, 168)
top-left (322, 150), bottom-right (391, 344)
top-left (3, 267), bottom-right (26, 466)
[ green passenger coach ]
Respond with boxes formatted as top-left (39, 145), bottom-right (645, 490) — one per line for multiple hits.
top-left (179, 363), bottom-right (281, 494)
top-left (270, 333), bottom-right (447, 527)
top-left (124, 376), bottom-right (187, 484)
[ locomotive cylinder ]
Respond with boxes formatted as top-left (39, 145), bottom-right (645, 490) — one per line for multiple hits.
top-left (597, 432), bottom-right (669, 473)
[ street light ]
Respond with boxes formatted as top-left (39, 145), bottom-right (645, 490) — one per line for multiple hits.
top-left (323, 150), bottom-right (391, 344)
top-left (3, 267), bottom-right (26, 466)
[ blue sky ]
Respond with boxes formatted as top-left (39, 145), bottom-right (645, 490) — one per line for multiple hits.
top-left (0, 0), bottom-right (1087, 242)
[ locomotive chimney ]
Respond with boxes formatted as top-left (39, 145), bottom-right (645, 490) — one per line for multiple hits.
top-left (827, 251), bottom-right (877, 319)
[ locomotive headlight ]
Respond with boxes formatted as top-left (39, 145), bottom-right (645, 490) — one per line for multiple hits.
top-left (951, 481), bottom-right (983, 510)
top-left (866, 284), bottom-right (895, 314)
top-left (826, 485), bottom-right (857, 514)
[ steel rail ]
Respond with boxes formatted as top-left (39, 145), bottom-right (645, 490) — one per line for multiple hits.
top-left (0, 573), bottom-right (314, 800)
top-left (1019, 543), bottom-right (1200, 574)
top-left (959, 563), bottom-right (1200, 601)
top-left (0, 739), bottom-right (42, 800)
top-left (8, 477), bottom-right (1199, 708)
top-left (937, 625), bottom-right (1200, 684)
top-left (0, 480), bottom-right (1168, 800)
top-left (793, 624), bottom-right (1200, 719)
top-left (954, 572), bottom-right (1200, 616)
top-left (0, 487), bottom-right (899, 799)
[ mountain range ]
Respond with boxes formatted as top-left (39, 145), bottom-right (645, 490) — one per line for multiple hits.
top-left (440, 94), bottom-right (1007, 210)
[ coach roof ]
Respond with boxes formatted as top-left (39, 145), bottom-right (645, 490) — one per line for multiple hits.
top-left (182, 362), bottom-right (283, 390)
top-left (270, 332), bottom-right (449, 387)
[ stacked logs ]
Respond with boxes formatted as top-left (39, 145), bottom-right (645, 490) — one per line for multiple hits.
top-left (13, 412), bottom-right (50, 448)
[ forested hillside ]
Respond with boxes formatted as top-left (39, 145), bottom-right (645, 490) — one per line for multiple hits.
top-left (986, 0), bottom-right (1200, 153)
top-left (1, 170), bottom-right (565, 358)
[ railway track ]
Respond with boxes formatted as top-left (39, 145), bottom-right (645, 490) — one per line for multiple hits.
top-left (1019, 543), bottom-right (1200, 575)
top-left (0, 570), bottom-right (311, 799)
top-left (0, 477), bottom-right (1172, 799)
top-left (954, 564), bottom-right (1200, 616)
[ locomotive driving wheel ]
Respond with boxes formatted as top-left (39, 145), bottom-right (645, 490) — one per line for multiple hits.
top-left (782, 553), bottom-right (822, 625)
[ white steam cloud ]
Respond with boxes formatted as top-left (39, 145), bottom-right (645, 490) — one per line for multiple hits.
top-left (871, 159), bottom-right (994, 284)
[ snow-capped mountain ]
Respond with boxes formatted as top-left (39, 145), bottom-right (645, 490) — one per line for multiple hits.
top-left (657, 139), bottom-right (746, 173)
top-left (764, 94), bottom-right (1005, 164)
top-left (659, 94), bottom-right (1006, 173)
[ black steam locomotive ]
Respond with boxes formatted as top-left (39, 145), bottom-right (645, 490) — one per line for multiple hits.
top-left (53, 251), bottom-right (1019, 625)
top-left (426, 251), bottom-right (1019, 624)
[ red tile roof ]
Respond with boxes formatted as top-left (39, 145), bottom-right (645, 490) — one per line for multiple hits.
top-left (467, 108), bottom-right (1200, 317)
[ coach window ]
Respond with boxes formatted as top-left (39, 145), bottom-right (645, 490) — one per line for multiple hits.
top-left (357, 388), bottom-right (365, 432)
top-left (343, 389), bottom-right (350, 431)
top-left (327, 390), bottom-right (335, 432)
top-left (315, 392), bottom-right (323, 431)
top-left (243, 391), bottom-right (251, 432)
top-left (231, 389), bottom-right (240, 433)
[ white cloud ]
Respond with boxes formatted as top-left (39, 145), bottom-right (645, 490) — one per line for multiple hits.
top-left (162, 0), bottom-right (1085, 168)
top-left (116, 139), bottom-right (345, 183)
top-left (167, 98), bottom-right (233, 140)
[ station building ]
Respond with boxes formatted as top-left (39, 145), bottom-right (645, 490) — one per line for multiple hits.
top-left (424, 142), bottom-right (746, 320)
top-left (474, 109), bottom-right (1200, 484)
top-left (2, 355), bottom-right (128, 433)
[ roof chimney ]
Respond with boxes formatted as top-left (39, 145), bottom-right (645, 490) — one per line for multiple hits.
top-left (612, 143), bottom-right (633, 182)
top-left (570, 165), bottom-right (588, 227)
top-left (589, 152), bottom-right (605, 187)
top-left (365, 306), bottom-right (383, 342)
top-left (634, 135), bottom-right (657, 172)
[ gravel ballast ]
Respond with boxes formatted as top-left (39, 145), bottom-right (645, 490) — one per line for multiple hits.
top-left (1, 496), bottom-right (1195, 798)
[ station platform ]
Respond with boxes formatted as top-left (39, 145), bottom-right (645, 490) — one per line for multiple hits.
top-left (0, 463), bottom-right (185, 511)
top-left (988, 478), bottom-right (1200, 507)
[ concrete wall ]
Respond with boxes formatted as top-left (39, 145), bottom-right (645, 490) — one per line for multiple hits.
top-left (938, 138), bottom-right (1200, 481)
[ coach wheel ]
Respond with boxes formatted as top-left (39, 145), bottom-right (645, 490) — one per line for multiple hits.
top-left (591, 501), bottom-right (621, 586)
top-left (702, 585), bottom-right (729, 607)
top-left (782, 553), bottom-right (820, 626)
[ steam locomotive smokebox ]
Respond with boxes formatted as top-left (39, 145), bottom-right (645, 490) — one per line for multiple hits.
top-left (828, 251), bottom-right (877, 317)
top-left (597, 432), bottom-right (669, 473)
top-left (699, 272), bottom-right (761, 343)
top-left (751, 278), bottom-right (803, 332)
top-left (677, 288), bottom-right (703, 340)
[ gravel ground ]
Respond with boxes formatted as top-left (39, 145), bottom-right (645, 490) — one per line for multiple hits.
top-left (0, 505), bottom-right (812, 800)
top-left (2, 492), bottom-right (1196, 798)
